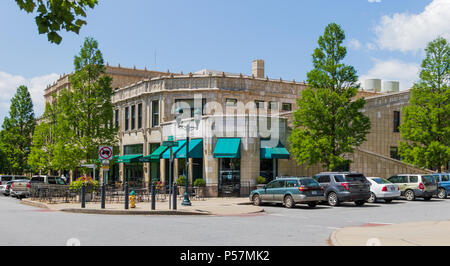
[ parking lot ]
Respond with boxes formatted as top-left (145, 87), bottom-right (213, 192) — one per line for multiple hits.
top-left (2, 193), bottom-right (450, 246)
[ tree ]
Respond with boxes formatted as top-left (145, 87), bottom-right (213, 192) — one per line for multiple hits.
top-left (53, 37), bottom-right (117, 170)
top-left (0, 85), bottom-right (36, 174)
top-left (15, 0), bottom-right (98, 44)
top-left (28, 102), bottom-right (57, 174)
top-left (289, 23), bottom-right (371, 171)
top-left (399, 37), bottom-right (450, 172)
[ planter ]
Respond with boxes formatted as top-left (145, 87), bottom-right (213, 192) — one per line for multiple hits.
top-left (256, 184), bottom-right (266, 189)
top-left (178, 186), bottom-right (186, 196)
top-left (193, 186), bottom-right (205, 198)
top-left (76, 192), bottom-right (93, 202)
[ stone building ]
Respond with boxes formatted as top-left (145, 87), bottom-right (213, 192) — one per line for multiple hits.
top-left (43, 60), bottom-right (433, 196)
top-left (108, 60), bottom-right (432, 196)
top-left (43, 65), bottom-right (171, 104)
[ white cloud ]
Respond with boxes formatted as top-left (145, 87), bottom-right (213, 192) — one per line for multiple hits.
top-left (359, 59), bottom-right (420, 91)
top-left (368, 0), bottom-right (381, 3)
top-left (348, 39), bottom-right (362, 50)
top-left (366, 42), bottom-right (377, 50)
top-left (0, 71), bottom-right (59, 123)
top-left (374, 0), bottom-right (450, 53)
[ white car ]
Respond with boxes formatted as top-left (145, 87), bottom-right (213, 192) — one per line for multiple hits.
top-left (367, 177), bottom-right (401, 203)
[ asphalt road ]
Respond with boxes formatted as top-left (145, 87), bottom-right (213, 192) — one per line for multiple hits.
top-left (2, 195), bottom-right (450, 246)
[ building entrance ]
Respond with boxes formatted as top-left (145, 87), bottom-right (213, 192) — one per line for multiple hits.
top-left (219, 158), bottom-right (241, 197)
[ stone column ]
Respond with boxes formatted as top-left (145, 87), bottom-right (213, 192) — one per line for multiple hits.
top-left (160, 159), bottom-right (166, 185)
top-left (189, 158), bottom-right (194, 185)
top-left (240, 137), bottom-right (260, 196)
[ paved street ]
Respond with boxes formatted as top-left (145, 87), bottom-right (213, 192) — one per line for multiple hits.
top-left (2, 195), bottom-right (450, 246)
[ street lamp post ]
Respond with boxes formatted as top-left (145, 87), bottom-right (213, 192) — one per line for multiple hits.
top-left (176, 108), bottom-right (201, 206)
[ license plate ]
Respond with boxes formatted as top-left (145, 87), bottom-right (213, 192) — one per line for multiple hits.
top-left (312, 191), bottom-right (318, 195)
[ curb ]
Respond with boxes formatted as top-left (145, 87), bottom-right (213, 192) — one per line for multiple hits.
top-left (60, 208), bottom-right (211, 216)
top-left (21, 199), bottom-right (50, 209)
top-left (328, 230), bottom-right (339, 246)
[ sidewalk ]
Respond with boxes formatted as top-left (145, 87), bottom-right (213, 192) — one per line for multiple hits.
top-left (21, 197), bottom-right (264, 216)
top-left (330, 220), bottom-right (450, 246)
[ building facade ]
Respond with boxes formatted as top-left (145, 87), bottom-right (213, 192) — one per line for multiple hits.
top-left (44, 60), bottom-right (434, 196)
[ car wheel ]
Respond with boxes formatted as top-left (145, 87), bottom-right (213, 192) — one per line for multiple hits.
top-left (367, 193), bottom-right (377, 203)
top-left (252, 194), bottom-right (262, 206)
top-left (327, 192), bottom-right (339, 207)
top-left (405, 190), bottom-right (415, 201)
top-left (307, 202), bottom-right (317, 208)
top-left (384, 199), bottom-right (393, 203)
top-left (284, 195), bottom-right (295, 208)
top-left (438, 188), bottom-right (447, 199)
top-left (355, 200), bottom-right (366, 206)
top-left (423, 197), bottom-right (432, 201)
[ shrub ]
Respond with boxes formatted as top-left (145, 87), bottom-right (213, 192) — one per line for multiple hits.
top-left (257, 176), bottom-right (267, 184)
top-left (193, 178), bottom-right (206, 187)
top-left (176, 176), bottom-right (187, 186)
top-left (70, 175), bottom-right (99, 193)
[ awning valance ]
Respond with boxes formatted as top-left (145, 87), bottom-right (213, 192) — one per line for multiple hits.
top-left (117, 154), bottom-right (143, 163)
top-left (213, 138), bottom-right (241, 158)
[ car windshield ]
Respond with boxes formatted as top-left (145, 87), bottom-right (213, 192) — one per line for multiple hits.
top-left (345, 174), bottom-right (367, 182)
top-left (300, 178), bottom-right (321, 188)
top-left (423, 175), bottom-right (436, 184)
top-left (56, 178), bottom-right (66, 185)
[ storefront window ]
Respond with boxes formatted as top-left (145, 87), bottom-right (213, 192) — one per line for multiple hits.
top-left (260, 159), bottom-right (277, 183)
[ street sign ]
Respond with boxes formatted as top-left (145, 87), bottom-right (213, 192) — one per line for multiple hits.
top-left (98, 146), bottom-right (113, 160)
top-left (102, 160), bottom-right (110, 166)
top-left (81, 164), bottom-right (96, 168)
top-left (101, 165), bottom-right (110, 170)
top-left (163, 141), bottom-right (179, 147)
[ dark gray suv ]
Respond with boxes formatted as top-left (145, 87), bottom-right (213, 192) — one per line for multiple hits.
top-left (313, 172), bottom-right (371, 206)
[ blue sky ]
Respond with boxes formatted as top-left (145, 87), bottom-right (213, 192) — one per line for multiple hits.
top-left (0, 0), bottom-right (449, 123)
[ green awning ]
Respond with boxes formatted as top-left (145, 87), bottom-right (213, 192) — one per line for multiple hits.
top-left (162, 140), bottom-right (187, 159)
top-left (140, 146), bottom-right (169, 162)
top-left (213, 138), bottom-right (241, 158)
top-left (117, 154), bottom-right (143, 163)
top-left (175, 139), bottom-right (203, 159)
top-left (260, 140), bottom-right (290, 159)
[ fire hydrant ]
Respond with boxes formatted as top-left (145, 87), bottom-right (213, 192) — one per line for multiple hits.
top-left (129, 190), bottom-right (136, 208)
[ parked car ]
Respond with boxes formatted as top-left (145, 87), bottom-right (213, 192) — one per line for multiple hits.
top-left (30, 175), bottom-right (67, 185)
top-left (250, 177), bottom-right (325, 208)
top-left (387, 174), bottom-right (438, 201)
top-left (366, 177), bottom-right (401, 203)
top-left (313, 172), bottom-right (371, 206)
top-left (1, 176), bottom-right (27, 195)
top-left (1, 181), bottom-right (13, 196)
top-left (431, 173), bottom-right (450, 199)
top-left (10, 180), bottom-right (31, 199)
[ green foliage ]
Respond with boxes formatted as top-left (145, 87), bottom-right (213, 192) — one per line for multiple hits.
top-left (399, 37), bottom-right (450, 171)
top-left (28, 102), bottom-right (56, 173)
top-left (52, 37), bottom-right (117, 170)
top-left (15, 0), bottom-right (98, 44)
top-left (256, 176), bottom-right (267, 184)
top-left (176, 176), bottom-right (187, 186)
top-left (0, 85), bottom-right (36, 174)
top-left (289, 23), bottom-right (371, 171)
top-left (70, 175), bottom-right (99, 192)
top-left (193, 178), bottom-right (206, 187)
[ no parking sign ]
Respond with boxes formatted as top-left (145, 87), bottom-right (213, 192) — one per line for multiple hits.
top-left (98, 146), bottom-right (113, 161)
